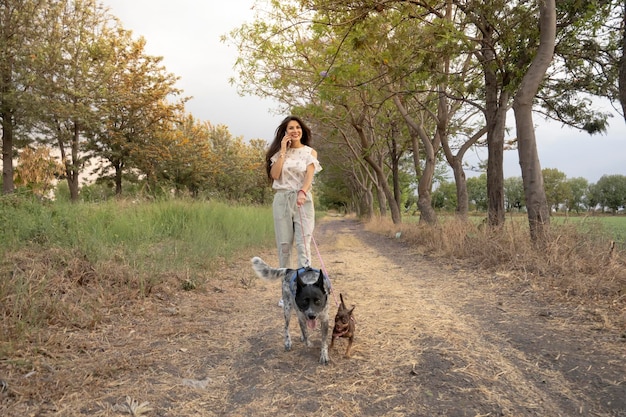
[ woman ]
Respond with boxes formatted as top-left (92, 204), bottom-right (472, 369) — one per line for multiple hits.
top-left (266, 116), bottom-right (322, 305)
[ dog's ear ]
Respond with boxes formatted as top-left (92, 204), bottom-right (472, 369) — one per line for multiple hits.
top-left (348, 305), bottom-right (355, 315)
top-left (315, 269), bottom-right (327, 291)
top-left (296, 269), bottom-right (305, 289)
top-left (339, 293), bottom-right (347, 309)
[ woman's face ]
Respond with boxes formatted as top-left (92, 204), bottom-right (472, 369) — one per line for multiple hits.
top-left (285, 120), bottom-right (302, 143)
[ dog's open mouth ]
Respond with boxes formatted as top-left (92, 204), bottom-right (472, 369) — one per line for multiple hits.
top-left (307, 319), bottom-right (317, 329)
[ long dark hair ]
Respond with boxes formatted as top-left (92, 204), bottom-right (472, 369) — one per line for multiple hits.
top-left (265, 115), bottom-right (313, 179)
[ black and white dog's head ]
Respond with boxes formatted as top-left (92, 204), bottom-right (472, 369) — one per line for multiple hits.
top-left (295, 268), bottom-right (328, 326)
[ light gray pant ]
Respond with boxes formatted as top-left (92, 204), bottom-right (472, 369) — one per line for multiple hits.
top-left (273, 190), bottom-right (315, 269)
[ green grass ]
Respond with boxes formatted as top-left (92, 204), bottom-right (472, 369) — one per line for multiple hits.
top-left (550, 214), bottom-right (626, 247)
top-left (0, 195), bottom-right (278, 344)
top-left (0, 195), bottom-right (276, 274)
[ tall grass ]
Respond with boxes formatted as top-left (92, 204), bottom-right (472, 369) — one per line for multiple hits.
top-left (1, 196), bottom-right (275, 268)
top-left (367, 214), bottom-right (626, 330)
top-left (0, 196), bottom-right (275, 347)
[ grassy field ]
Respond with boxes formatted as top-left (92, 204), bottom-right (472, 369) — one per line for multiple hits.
top-left (0, 196), bottom-right (276, 271)
top-left (0, 196), bottom-right (277, 348)
top-left (1, 196), bottom-right (624, 354)
top-left (554, 214), bottom-right (626, 246)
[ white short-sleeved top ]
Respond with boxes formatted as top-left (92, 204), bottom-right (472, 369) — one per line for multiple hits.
top-left (270, 145), bottom-right (322, 191)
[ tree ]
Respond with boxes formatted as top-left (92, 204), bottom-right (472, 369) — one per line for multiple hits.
top-left (432, 181), bottom-right (457, 211)
top-left (314, 118), bottom-right (378, 216)
top-left (89, 29), bottom-right (185, 196)
top-left (156, 115), bottom-right (213, 197)
top-left (227, 0), bottom-right (617, 235)
top-left (34, 0), bottom-right (111, 201)
top-left (565, 176), bottom-right (589, 213)
top-left (504, 176), bottom-right (525, 212)
top-left (203, 123), bottom-right (262, 201)
top-left (594, 174), bottom-right (626, 213)
top-left (14, 146), bottom-right (64, 197)
top-left (542, 168), bottom-right (570, 212)
top-left (0, 0), bottom-right (49, 194)
top-left (618, 2), bottom-right (626, 120)
top-left (513, 0), bottom-right (555, 241)
top-left (467, 174), bottom-right (488, 212)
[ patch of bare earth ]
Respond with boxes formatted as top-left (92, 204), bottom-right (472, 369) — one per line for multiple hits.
top-left (1, 216), bottom-right (625, 416)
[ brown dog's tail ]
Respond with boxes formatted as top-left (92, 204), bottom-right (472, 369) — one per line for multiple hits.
top-left (251, 257), bottom-right (289, 281)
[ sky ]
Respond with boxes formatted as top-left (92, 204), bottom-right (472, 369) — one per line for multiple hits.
top-left (102, 0), bottom-right (626, 184)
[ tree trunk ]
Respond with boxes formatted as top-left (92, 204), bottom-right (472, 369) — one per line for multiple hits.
top-left (486, 108), bottom-right (507, 228)
top-left (352, 116), bottom-right (402, 224)
top-left (513, 0), bottom-right (556, 242)
top-left (391, 95), bottom-right (438, 225)
top-left (358, 184), bottom-right (374, 220)
top-left (374, 172), bottom-right (387, 217)
top-left (479, 20), bottom-right (509, 229)
top-left (484, 70), bottom-right (508, 227)
top-left (442, 126), bottom-right (487, 221)
top-left (390, 135), bottom-right (402, 210)
top-left (114, 161), bottom-right (123, 195)
top-left (450, 158), bottom-right (468, 220)
top-left (1, 62), bottom-right (14, 194)
top-left (416, 140), bottom-right (438, 225)
top-left (619, 5), bottom-right (626, 122)
top-left (1, 112), bottom-right (14, 194)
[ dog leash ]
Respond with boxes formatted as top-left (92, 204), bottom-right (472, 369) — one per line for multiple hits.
top-left (297, 204), bottom-right (340, 307)
top-left (297, 204), bottom-right (358, 327)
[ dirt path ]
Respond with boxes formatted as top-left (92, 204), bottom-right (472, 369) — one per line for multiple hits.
top-left (1, 216), bottom-right (625, 416)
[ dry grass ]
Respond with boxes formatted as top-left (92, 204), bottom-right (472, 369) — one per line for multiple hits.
top-left (366, 214), bottom-right (626, 331)
top-left (0, 247), bottom-right (202, 351)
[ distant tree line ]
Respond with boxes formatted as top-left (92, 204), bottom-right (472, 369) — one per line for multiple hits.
top-left (431, 170), bottom-right (626, 214)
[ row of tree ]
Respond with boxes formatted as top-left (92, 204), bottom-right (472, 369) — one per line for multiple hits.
top-left (432, 171), bottom-right (626, 214)
top-left (3, 1), bottom-right (626, 243)
top-left (10, 116), bottom-right (269, 203)
top-left (2, 0), bottom-right (268, 201)
top-left (228, 0), bottom-right (626, 241)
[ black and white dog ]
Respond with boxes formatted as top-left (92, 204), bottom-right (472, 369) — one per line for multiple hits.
top-left (251, 256), bottom-right (331, 365)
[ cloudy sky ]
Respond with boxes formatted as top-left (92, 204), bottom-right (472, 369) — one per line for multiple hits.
top-left (102, 0), bottom-right (625, 184)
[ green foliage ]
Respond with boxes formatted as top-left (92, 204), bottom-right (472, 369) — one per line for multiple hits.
top-left (4, 0), bottom-right (622, 227)
top-left (0, 191), bottom-right (51, 253)
top-left (504, 176), bottom-right (525, 211)
top-left (467, 174), bottom-right (489, 211)
top-left (432, 181), bottom-right (457, 211)
top-left (592, 174), bottom-right (626, 212)
top-left (542, 168), bottom-right (571, 212)
top-left (565, 176), bottom-right (589, 213)
top-left (0, 196), bottom-right (277, 342)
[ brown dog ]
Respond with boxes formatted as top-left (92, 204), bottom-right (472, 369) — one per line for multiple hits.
top-left (330, 293), bottom-right (355, 357)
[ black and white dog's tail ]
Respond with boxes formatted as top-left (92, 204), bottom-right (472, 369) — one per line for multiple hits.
top-left (251, 257), bottom-right (289, 281)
